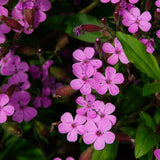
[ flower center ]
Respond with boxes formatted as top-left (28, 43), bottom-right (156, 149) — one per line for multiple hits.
top-left (84, 60), bottom-right (89, 64)
top-left (72, 123), bottom-right (76, 128)
top-left (82, 77), bottom-right (87, 81)
top-left (96, 130), bottom-right (102, 136)
top-left (106, 79), bottom-right (110, 84)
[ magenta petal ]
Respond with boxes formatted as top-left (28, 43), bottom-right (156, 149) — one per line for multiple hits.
top-left (114, 37), bottom-right (122, 49)
top-left (107, 115), bottom-right (117, 125)
top-left (33, 96), bottom-right (41, 108)
top-left (85, 121), bottom-right (97, 132)
top-left (154, 149), bottom-right (160, 160)
top-left (111, 0), bottom-right (120, 3)
top-left (100, 0), bottom-right (110, 3)
top-left (61, 112), bottom-right (73, 123)
top-left (102, 43), bottom-right (115, 53)
top-left (0, 6), bottom-right (8, 16)
top-left (111, 73), bottom-right (124, 84)
top-left (130, 7), bottom-right (140, 17)
top-left (76, 96), bottom-right (86, 106)
top-left (67, 130), bottom-right (78, 142)
top-left (86, 94), bottom-right (95, 104)
top-left (73, 49), bottom-right (85, 61)
top-left (105, 66), bottom-right (116, 79)
top-left (34, 10), bottom-right (46, 23)
top-left (90, 60), bottom-right (102, 69)
top-left (36, 0), bottom-right (51, 11)
top-left (58, 123), bottom-right (72, 133)
top-left (109, 84), bottom-right (119, 96)
top-left (86, 65), bottom-right (94, 77)
top-left (70, 79), bottom-right (83, 90)
top-left (0, 94), bottom-right (9, 107)
top-left (18, 62), bottom-right (29, 72)
top-left (76, 107), bottom-right (87, 115)
top-left (96, 85), bottom-right (108, 95)
top-left (42, 97), bottom-right (51, 108)
top-left (74, 114), bottom-right (86, 124)
top-left (2, 105), bottom-right (14, 116)
top-left (83, 132), bottom-right (96, 144)
top-left (94, 136), bottom-right (105, 150)
top-left (107, 54), bottom-right (118, 65)
top-left (105, 103), bottom-right (115, 114)
top-left (103, 132), bottom-right (115, 144)
top-left (100, 119), bottom-right (112, 131)
top-left (0, 23), bottom-right (11, 33)
top-left (87, 110), bottom-right (97, 118)
top-left (156, 0), bottom-right (160, 7)
top-left (0, 0), bottom-right (9, 5)
top-left (13, 110), bottom-right (23, 123)
top-left (0, 32), bottom-right (6, 44)
top-left (140, 11), bottom-right (152, 21)
top-left (128, 23), bottom-right (139, 33)
top-left (84, 47), bottom-right (94, 59)
top-left (0, 112), bottom-right (7, 123)
top-left (23, 107), bottom-right (37, 121)
top-left (139, 21), bottom-right (151, 32)
top-left (119, 51), bottom-right (129, 64)
top-left (80, 83), bottom-right (91, 95)
top-left (19, 91), bottom-right (31, 106)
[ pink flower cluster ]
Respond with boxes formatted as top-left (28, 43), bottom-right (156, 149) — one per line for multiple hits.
top-left (0, 49), bottom-right (37, 123)
top-left (58, 95), bottom-right (116, 150)
top-left (70, 47), bottom-right (124, 96)
top-left (58, 47), bottom-right (125, 150)
top-left (0, 0), bottom-right (51, 44)
top-left (30, 61), bottom-right (63, 109)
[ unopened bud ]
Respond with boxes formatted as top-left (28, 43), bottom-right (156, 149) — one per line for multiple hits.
top-left (53, 85), bottom-right (75, 98)
top-left (1, 15), bottom-right (22, 30)
top-left (37, 48), bottom-right (43, 55)
top-left (114, 11), bottom-right (120, 24)
top-left (95, 38), bottom-right (101, 53)
top-left (17, 45), bottom-right (36, 56)
top-left (24, 9), bottom-right (34, 28)
top-left (79, 147), bottom-right (94, 160)
top-left (115, 133), bottom-right (131, 143)
top-left (5, 85), bottom-right (16, 97)
top-left (101, 17), bottom-right (107, 27)
top-left (80, 24), bottom-right (102, 32)
top-left (145, 0), bottom-right (152, 11)
top-left (154, 8), bottom-right (160, 22)
top-left (50, 66), bottom-right (69, 81)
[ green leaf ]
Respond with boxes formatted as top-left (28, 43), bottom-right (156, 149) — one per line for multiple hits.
top-left (117, 32), bottom-right (160, 80)
top-left (154, 108), bottom-right (160, 125)
top-left (91, 142), bottom-right (118, 160)
top-left (139, 150), bottom-right (153, 160)
top-left (135, 125), bottom-right (160, 158)
top-left (143, 82), bottom-right (160, 96)
top-left (139, 112), bottom-right (156, 131)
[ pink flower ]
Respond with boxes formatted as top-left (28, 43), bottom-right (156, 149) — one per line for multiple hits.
top-left (58, 112), bottom-right (86, 142)
top-left (76, 94), bottom-right (97, 118)
top-left (70, 64), bottom-right (94, 95)
top-left (12, 91), bottom-right (37, 123)
top-left (83, 120), bottom-right (115, 150)
top-left (156, 29), bottom-right (160, 38)
top-left (154, 149), bottom-right (160, 160)
top-left (102, 37), bottom-right (129, 65)
top-left (0, 94), bottom-right (14, 123)
top-left (129, 0), bottom-right (139, 4)
top-left (122, 7), bottom-right (152, 33)
top-left (94, 101), bottom-right (117, 127)
top-left (139, 37), bottom-right (155, 54)
top-left (155, 0), bottom-right (160, 8)
top-left (92, 66), bottom-right (124, 96)
top-left (73, 47), bottom-right (102, 73)
top-left (100, 0), bottom-right (120, 4)
top-left (53, 157), bottom-right (75, 160)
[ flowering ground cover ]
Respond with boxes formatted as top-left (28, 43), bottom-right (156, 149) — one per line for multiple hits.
top-left (0, 0), bottom-right (160, 160)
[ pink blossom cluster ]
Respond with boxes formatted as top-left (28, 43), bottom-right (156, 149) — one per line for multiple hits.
top-left (100, 0), bottom-right (139, 4)
top-left (58, 96), bottom-right (116, 150)
top-left (0, 49), bottom-right (37, 123)
top-left (0, 0), bottom-right (51, 44)
top-left (29, 61), bottom-right (63, 109)
top-left (70, 47), bottom-right (124, 96)
top-left (58, 47), bottom-right (125, 150)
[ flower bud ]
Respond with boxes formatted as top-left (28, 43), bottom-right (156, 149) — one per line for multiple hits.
top-left (53, 85), bottom-right (75, 98)
top-left (24, 9), bottom-right (34, 28)
top-left (145, 0), bottom-right (152, 11)
top-left (5, 85), bottom-right (16, 97)
top-left (17, 45), bottom-right (36, 56)
top-left (101, 17), bottom-right (107, 27)
top-left (115, 132), bottom-right (131, 143)
top-left (114, 11), bottom-right (120, 24)
top-left (79, 147), bottom-right (94, 160)
top-left (1, 15), bottom-right (22, 30)
top-left (80, 24), bottom-right (102, 32)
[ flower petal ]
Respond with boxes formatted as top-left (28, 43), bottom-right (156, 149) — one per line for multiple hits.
top-left (108, 84), bottom-right (119, 96)
top-left (61, 112), bottom-right (73, 123)
top-left (70, 79), bottom-right (83, 90)
top-left (102, 43), bottom-right (115, 53)
top-left (94, 136), bottom-right (105, 150)
top-left (58, 123), bottom-right (72, 133)
top-left (67, 129), bottom-right (78, 142)
top-left (103, 131), bottom-right (115, 144)
top-left (84, 47), bottom-right (94, 60)
top-left (83, 132), bottom-right (96, 144)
